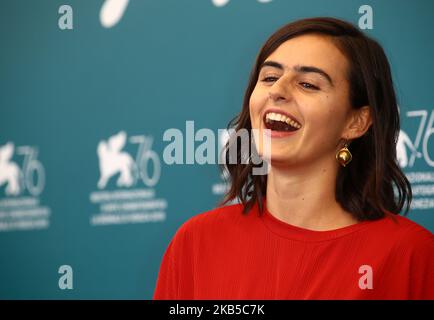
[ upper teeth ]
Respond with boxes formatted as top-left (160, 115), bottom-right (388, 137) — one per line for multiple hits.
top-left (265, 112), bottom-right (301, 129)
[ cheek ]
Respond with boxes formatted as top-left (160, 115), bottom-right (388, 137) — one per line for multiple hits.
top-left (249, 88), bottom-right (264, 124)
top-left (249, 88), bottom-right (261, 110)
top-left (306, 99), bottom-right (347, 137)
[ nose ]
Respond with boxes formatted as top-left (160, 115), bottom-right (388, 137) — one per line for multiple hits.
top-left (268, 91), bottom-right (285, 101)
top-left (268, 77), bottom-right (292, 102)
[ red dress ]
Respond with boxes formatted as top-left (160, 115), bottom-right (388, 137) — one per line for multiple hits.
top-left (154, 200), bottom-right (434, 299)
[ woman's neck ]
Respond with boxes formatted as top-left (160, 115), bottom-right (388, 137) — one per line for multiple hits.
top-left (265, 160), bottom-right (359, 231)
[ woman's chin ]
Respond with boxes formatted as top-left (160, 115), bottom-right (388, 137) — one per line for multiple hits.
top-left (266, 153), bottom-right (298, 167)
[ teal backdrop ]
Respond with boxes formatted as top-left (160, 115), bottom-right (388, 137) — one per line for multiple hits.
top-left (1, 0), bottom-right (433, 299)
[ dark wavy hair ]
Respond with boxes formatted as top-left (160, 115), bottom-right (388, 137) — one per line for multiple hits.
top-left (219, 17), bottom-right (412, 221)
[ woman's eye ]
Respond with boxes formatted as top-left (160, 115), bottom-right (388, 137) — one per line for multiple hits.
top-left (261, 76), bottom-right (278, 83)
top-left (299, 82), bottom-right (319, 90)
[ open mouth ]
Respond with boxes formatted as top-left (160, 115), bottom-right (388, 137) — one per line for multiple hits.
top-left (263, 111), bottom-right (302, 132)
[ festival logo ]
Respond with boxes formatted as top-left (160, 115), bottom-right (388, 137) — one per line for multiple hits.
top-left (0, 142), bottom-right (50, 232)
top-left (89, 131), bottom-right (167, 226)
top-left (398, 109), bottom-right (434, 210)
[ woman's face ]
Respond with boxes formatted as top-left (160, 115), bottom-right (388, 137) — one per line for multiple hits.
top-left (249, 34), bottom-right (354, 167)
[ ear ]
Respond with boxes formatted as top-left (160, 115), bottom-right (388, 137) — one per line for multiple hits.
top-left (343, 106), bottom-right (372, 140)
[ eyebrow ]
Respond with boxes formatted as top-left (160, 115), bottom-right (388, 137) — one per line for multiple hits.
top-left (259, 60), bottom-right (334, 87)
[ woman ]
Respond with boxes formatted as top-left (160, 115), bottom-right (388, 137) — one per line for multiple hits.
top-left (153, 17), bottom-right (434, 299)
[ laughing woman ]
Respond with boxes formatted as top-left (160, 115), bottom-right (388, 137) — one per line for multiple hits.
top-left (153, 17), bottom-right (434, 299)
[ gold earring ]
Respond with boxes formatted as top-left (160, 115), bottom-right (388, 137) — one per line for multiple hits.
top-left (336, 141), bottom-right (352, 167)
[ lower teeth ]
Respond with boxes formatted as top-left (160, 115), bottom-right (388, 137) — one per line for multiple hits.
top-left (266, 120), bottom-right (297, 132)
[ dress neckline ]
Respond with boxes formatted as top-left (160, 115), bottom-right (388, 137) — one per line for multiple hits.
top-left (258, 198), bottom-right (375, 242)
